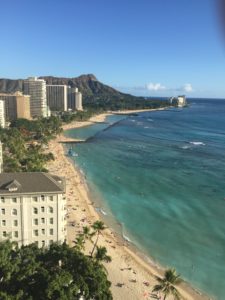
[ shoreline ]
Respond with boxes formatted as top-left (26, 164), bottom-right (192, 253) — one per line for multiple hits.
top-left (47, 110), bottom-right (210, 300)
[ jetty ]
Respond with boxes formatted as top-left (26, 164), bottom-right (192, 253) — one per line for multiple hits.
top-left (58, 136), bottom-right (86, 143)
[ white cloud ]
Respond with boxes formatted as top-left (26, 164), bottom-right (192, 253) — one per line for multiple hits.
top-left (146, 83), bottom-right (166, 91)
top-left (183, 83), bottom-right (193, 93)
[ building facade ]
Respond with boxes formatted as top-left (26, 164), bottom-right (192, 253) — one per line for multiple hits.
top-left (177, 95), bottom-right (187, 107)
top-left (75, 92), bottom-right (83, 111)
top-left (0, 100), bottom-right (5, 128)
top-left (23, 77), bottom-right (48, 118)
top-left (169, 95), bottom-right (187, 107)
top-left (0, 141), bottom-right (3, 173)
top-left (0, 92), bottom-right (31, 121)
top-left (46, 85), bottom-right (68, 111)
top-left (67, 87), bottom-right (83, 111)
top-left (0, 172), bottom-right (66, 247)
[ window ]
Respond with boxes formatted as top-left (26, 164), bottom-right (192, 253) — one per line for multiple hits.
top-left (12, 209), bottom-right (17, 216)
top-left (48, 196), bottom-right (53, 201)
top-left (41, 240), bottom-right (45, 247)
top-left (48, 207), bottom-right (53, 213)
top-left (41, 218), bottom-right (45, 224)
top-left (33, 207), bottom-right (38, 214)
top-left (49, 218), bottom-right (54, 225)
top-left (13, 220), bottom-right (18, 227)
top-left (1, 220), bottom-right (6, 226)
top-left (33, 230), bottom-right (38, 237)
top-left (1, 197), bottom-right (5, 203)
top-left (33, 219), bottom-right (38, 225)
top-left (1, 208), bottom-right (5, 215)
top-left (41, 206), bottom-right (45, 213)
top-left (12, 198), bottom-right (17, 203)
top-left (32, 197), bottom-right (38, 202)
top-left (41, 229), bottom-right (45, 235)
top-left (2, 231), bottom-right (7, 237)
top-left (14, 231), bottom-right (18, 238)
top-left (49, 229), bottom-right (53, 235)
top-left (41, 195), bottom-right (45, 201)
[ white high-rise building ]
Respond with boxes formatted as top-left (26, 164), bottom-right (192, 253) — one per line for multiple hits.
top-left (0, 172), bottom-right (67, 247)
top-left (75, 92), bottom-right (83, 111)
top-left (46, 85), bottom-right (68, 111)
top-left (0, 100), bottom-right (5, 128)
top-left (0, 141), bottom-right (3, 173)
top-left (67, 87), bottom-right (83, 111)
top-left (23, 77), bottom-right (47, 118)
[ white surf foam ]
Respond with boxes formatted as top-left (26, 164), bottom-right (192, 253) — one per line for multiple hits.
top-left (189, 141), bottom-right (205, 146)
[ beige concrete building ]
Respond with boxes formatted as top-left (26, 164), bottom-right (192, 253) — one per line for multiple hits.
top-left (0, 92), bottom-right (31, 121)
top-left (0, 100), bottom-right (5, 128)
top-left (67, 87), bottom-right (83, 111)
top-left (23, 77), bottom-right (48, 118)
top-left (0, 172), bottom-right (66, 247)
top-left (46, 85), bottom-right (68, 111)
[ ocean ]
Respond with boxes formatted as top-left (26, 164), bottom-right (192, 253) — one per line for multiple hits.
top-left (65, 99), bottom-right (225, 300)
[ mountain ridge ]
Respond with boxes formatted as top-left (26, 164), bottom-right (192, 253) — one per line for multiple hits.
top-left (0, 74), bottom-right (141, 104)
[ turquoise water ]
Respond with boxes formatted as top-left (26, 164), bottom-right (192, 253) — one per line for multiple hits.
top-left (66, 100), bottom-right (225, 300)
top-left (64, 114), bottom-right (125, 140)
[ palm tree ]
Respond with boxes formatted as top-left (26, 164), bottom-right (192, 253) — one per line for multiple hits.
top-left (94, 246), bottom-right (112, 263)
top-left (152, 268), bottom-right (182, 300)
top-left (82, 226), bottom-right (93, 242)
top-left (73, 234), bottom-right (85, 252)
top-left (90, 221), bottom-right (106, 257)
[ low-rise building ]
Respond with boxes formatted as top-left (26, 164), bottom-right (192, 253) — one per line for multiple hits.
top-left (0, 172), bottom-right (67, 247)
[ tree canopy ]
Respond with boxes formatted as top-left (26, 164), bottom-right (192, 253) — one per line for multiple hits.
top-left (0, 240), bottom-right (112, 300)
top-left (0, 116), bottom-right (62, 172)
top-left (152, 268), bottom-right (182, 300)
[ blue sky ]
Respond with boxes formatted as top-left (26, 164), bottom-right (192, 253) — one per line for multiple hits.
top-left (1, 0), bottom-right (225, 98)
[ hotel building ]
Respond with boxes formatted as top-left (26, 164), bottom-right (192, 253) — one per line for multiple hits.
top-left (0, 92), bottom-right (31, 121)
top-left (23, 77), bottom-right (48, 118)
top-left (0, 100), bottom-right (5, 128)
top-left (67, 87), bottom-right (83, 111)
top-left (0, 172), bottom-right (67, 247)
top-left (46, 85), bottom-right (68, 111)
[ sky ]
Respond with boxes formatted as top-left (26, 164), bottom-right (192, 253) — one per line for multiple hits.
top-left (1, 0), bottom-right (225, 98)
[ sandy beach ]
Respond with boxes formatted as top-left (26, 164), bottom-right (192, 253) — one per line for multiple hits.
top-left (47, 111), bottom-right (209, 300)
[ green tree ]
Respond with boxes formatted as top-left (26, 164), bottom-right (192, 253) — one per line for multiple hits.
top-left (152, 268), bottom-right (182, 300)
top-left (90, 221), bottom-right (106, 257)
top-left (0, 240), bottom-right (112, 300)
top-left (94, 246), bottom-right (112, 263)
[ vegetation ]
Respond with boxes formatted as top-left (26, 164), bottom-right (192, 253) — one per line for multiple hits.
top-left (0, 116), bottom-right (62, 172)
top-left (90, 221), bottom-right (106, 257)
top-left (73, 221), bottom-right (109, 262)
top-left (85, 97), bottom-right (171, 111)
top-left (0, 240), bottom-right (112, 300)
top-left (152, 268), bottom-right (182, 300)
top-left (61, 109), bottom-right (103, 123)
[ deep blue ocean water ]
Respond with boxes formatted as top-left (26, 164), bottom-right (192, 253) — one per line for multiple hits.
top-left (65, 99), bottom-right (225, 300)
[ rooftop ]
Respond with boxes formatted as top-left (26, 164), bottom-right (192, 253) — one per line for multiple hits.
top-left (0, 172), bottom-right (65, 195)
